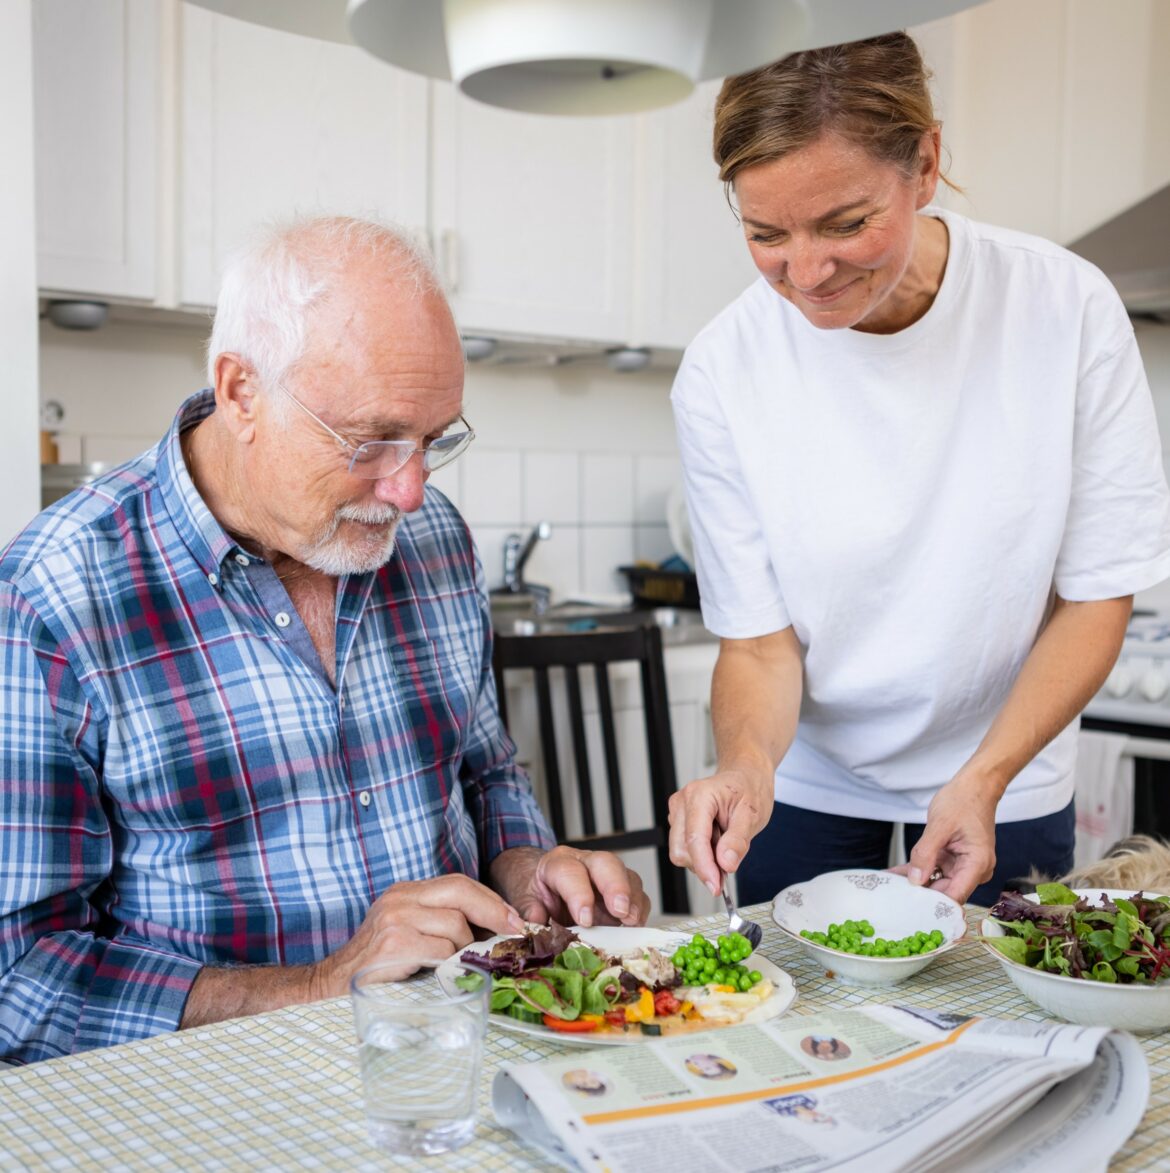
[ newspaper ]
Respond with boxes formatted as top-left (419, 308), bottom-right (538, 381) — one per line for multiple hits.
top-left (492, 1004), bottom-right (1149, 1172)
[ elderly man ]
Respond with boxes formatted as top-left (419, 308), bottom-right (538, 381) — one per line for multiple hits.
top-left (0, 216), bottom-right (649, 1064)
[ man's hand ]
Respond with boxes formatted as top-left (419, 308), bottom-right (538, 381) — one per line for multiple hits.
top-left (667, 767), bottom-right (774, 896)
top-left (891, 773), bottom-right (998, 905)
top-left (490, 846), bottom-right (651, 928)
top-left (309, 874), bottom-right (525, 999)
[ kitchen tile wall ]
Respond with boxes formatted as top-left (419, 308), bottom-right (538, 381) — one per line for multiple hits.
top-left (37, 319), bottom-right (686, 600)
top-left (436, 446), bottom-right (678, 599)
top-left (1136, 320), bottom-right (1170, 611)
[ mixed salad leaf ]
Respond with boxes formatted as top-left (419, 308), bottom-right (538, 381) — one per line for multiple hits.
top-left (986, 883), bottom-right (1170, 984)
top-left (457, 926), bottom-right (774, 1036)
top-left (460, 922), bottom-right (579, 977)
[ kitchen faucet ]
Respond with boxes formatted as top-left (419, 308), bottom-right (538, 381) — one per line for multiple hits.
top-left (496, 521), bottom-right (552, 611)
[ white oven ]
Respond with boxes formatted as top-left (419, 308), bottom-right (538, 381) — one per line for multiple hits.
top-left (1081, 611), bottom-right (1170, 836)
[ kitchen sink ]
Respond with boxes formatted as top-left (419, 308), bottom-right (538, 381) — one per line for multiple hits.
top-left (489, 600), bottom-right (715, 646)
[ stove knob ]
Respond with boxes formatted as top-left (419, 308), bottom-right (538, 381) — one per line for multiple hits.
top-left (1140, 668), bottom-right (1170, 703)
top-left (1105, 664), bottom-right (1134, 698)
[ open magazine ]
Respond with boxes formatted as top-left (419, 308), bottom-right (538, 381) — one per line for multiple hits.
top-left (492, 1004), bottom-right (1149, 1172)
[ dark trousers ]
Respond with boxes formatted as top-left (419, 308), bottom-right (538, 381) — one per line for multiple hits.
top-left (735, 799), bottom-right (1076, 908)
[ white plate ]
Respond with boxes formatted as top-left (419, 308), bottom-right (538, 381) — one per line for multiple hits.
top-left (439, 925), bottom-right (796, 1047)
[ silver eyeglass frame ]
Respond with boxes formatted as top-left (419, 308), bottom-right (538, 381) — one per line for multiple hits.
top-left (269, 379), bottom-right (474, 480)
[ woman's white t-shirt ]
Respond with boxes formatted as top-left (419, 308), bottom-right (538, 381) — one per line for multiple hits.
top-left (671, 207), bottom-right (1170, 824)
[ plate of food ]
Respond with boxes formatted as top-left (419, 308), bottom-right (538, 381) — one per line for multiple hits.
top-left (439, 922), bottom-right (796, 1046)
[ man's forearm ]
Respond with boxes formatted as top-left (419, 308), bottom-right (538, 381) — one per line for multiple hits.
top-left (963, 595), bottom-right (1132, 797)
top-left (711, 630), bottom-right (803, 780)
top-left (179, 961), bottom-right (322, 1029)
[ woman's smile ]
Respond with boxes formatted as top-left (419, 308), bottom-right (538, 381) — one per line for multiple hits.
top-left (795, 277), bottom-right (861, 305)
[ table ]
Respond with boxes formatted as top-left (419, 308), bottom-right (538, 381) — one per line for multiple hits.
top-left (2, 906), bottom-right (1170, 1170)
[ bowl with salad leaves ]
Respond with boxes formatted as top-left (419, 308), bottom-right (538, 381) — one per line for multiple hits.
top-left (439, 922), bottom-right (796, 1046)
top-left (980, 884), bottom-right (1170, 1031)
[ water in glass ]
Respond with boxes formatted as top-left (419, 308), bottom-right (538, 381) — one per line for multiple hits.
top-left (351, 960), bottom-right (488, 1157)
top-left (358, 1010), bottom-right (482, 1154)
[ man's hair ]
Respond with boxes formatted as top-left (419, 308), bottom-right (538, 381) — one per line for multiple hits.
top-left (205, 214), bottom-right (443, 395)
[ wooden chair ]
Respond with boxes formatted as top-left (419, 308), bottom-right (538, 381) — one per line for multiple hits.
top-left (492, 622), bottom-right (690, 914)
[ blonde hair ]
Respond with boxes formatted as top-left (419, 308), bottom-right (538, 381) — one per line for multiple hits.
top-left (712, 31), bottom-right (957, 194)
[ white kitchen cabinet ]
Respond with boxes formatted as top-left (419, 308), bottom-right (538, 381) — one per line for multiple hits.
top-left (178, 5), bottom-right (429, 309)
top-left (32, 0), bottom-right (159, 301)
top-left (934, 0), bottom-right (1170, 244)
top-left (32, 0), bottom-right (1169, 338)
top-left (632, 81), bottom-right (760, 351)
top-left (430, 87), bottom-right (634, 343)
top-left (501, 639), bottom-right (721, 919)
top-left (1057, 0), bottom-right (1170, 243)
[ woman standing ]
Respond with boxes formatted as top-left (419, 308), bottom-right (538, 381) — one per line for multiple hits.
top-left (667, 32), bottom-right (1170, 906)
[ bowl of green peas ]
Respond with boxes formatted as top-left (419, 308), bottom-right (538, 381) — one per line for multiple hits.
top-left (771, 869), bottom-right (968, 985)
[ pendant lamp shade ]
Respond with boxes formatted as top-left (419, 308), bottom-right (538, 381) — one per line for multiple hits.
top-left (185, 0), bottom-right (985, 115)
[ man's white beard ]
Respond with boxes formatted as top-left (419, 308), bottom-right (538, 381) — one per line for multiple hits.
top-left (300, 502), bottom-right (402, 575)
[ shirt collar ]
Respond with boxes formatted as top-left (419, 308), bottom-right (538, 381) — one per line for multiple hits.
top-left (156, 389), bottom-right (242, 584)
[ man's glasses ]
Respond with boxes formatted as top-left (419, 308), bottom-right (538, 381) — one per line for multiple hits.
top-left (270, 380), bottom-right (475, 480)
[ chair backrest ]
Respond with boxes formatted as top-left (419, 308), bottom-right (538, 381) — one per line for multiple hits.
top-left (492, 623), bottom-right (690, 914)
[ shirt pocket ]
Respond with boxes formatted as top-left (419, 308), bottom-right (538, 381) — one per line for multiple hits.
top-left (387, 634), bottom-right (479, 765)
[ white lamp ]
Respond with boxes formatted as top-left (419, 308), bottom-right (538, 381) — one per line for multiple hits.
top-left (185, 0), bottom-right (986, 115)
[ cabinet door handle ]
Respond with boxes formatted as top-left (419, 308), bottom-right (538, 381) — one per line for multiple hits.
top-left (440, 229), bottom-right (459, 294)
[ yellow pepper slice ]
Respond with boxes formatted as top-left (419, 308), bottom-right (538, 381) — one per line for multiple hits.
top-left (624, 988), bottom-right (655, 1023)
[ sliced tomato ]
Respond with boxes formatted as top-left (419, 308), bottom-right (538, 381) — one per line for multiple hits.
top-left (541, 1014), bottom-right (598, 1033)
top-left (653, 990), bottom-right (681, 1017)
top-left (604, 1009), bottom-right (627, 1028)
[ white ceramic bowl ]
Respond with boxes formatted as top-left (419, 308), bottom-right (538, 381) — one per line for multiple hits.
top-left (979, 888), bottom-right (1170, 1032)
top-left (772, 869), bottom-right (967, 986)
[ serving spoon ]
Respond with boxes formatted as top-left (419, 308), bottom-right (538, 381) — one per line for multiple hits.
top-left (721, 873), bottom-right (764, 952)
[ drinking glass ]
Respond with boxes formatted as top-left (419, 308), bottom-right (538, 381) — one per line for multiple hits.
top-left (350, 958), bottom-right (489, 1156)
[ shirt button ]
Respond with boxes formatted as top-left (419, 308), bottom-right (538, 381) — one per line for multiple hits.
top-left (358, 791), bottom-right (371, 808)
top-left (338, 695), bottom-right (346, 711)
top-left (274, 612), bottom-right (291, 628)
top-left (234, 554), bottom-right (250, 566)
top-left (207, 572), bottom-right (219, 587)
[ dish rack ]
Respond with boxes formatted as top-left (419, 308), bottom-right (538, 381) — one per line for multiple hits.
top-left (619, 565), bottom-right (700, 609)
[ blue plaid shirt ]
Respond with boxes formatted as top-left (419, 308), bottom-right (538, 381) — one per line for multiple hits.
top-left (0, 390), bottom-right (553, 1064)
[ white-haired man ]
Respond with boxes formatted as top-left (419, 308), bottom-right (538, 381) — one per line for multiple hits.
top-left (0, 216), bottom-right (649, 1064)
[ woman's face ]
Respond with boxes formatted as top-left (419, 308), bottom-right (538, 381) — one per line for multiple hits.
top-left (734, 130), bottom-right (940, 334)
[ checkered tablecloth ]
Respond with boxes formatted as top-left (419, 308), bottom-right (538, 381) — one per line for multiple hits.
top-left (2, 907), bottom-right (1168, 1170)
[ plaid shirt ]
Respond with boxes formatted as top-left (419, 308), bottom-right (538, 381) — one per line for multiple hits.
top-left (0, 391), bottom-right (553, 1064)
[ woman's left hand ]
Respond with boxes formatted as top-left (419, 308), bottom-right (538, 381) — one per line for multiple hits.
top-left (891, 772), bottom-right (998, 904)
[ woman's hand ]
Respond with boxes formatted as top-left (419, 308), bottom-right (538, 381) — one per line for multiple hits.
top-left (893, 772), bottom-right (999, 904)
top-left (668, 767), bottom-right (775, 896)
